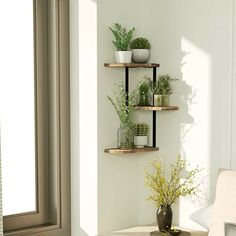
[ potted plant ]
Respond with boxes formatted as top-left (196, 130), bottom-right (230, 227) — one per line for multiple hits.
top-left (137, 76), bottom-right (152, 106)
top-left (133, 124), bottom-right (149, 148)
top-left (107, 84), bottom-right (135, 149)
top-left (109, 23), bottom-right (135, 63)
top-left (145, 156), bottom-right (201, 233)
top-left (153, 74), bottom-right (177, 106)
top-left (130, 37), bottom-right (151, 63)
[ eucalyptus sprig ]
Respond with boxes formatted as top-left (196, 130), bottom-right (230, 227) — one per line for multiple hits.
top-left (107, 83), bottom-right (136, 128)
top-left (145, 156), bottom-right (202, 208)
top-left (109, 23), bottom-right (135, 51)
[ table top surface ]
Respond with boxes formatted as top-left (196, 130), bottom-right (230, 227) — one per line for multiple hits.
top-left (150, 230), bottom-right (190, 236)
top-left (104, 225), bottom-right (208, 236)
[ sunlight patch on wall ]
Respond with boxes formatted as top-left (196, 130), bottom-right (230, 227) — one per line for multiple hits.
top-left (79, 0), bottom-right (98, 235)
top-left (0, 0), bottom-right (36, 216)
top-left (178, 37), bottom-right (211, 230)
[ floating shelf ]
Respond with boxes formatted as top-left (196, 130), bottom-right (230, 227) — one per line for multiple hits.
top-left (104, 62), bottom-right (179, 154)
top-left (104, 63), bottom-right (160, 68)
top-left (134, 106), bottom-right (179, 111)
top-left (104, 146), bottom-right (159, 154)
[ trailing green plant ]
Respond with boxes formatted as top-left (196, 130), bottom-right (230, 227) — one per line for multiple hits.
top-left (107, 83), bottom-right (135, 128)
top-left (109, 23), bottom-right (135, 51)
top-left (153, 74), bottom-right (177, 95)
top-left (133, 124), bottom-right (149, 136)
top-left (145, 156), bottom-right (202, 208)
top-left (130, 37), bottom-right (151, 49)
top-left (138, 76), bottom-right (152, 105)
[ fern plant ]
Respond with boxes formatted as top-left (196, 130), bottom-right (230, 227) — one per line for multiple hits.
top-left (109, 23), bottom-right (135, 51)
top-left (107, 83), bottom-right (135, 128)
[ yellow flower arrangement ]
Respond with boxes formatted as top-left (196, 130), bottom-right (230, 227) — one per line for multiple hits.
top-left (145, 156), bottom-right (201, 208)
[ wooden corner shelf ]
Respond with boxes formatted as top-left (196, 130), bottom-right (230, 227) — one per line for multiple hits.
top-left (104, 63), bottom-right (160, 68)
top-left (104, 62), bottom-right (178, 155)
top-left (104, 146), bottom-right (159, 154)
top-left (134, 106), bottom-right (179, 111)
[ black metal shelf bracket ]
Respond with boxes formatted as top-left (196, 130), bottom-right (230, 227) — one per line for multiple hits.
top-left (124, 66), bottom-right (157, 148)
top-left (125, 67), bottom-right (129, 106)
top-left (153, 67), bottom-right (157, 147)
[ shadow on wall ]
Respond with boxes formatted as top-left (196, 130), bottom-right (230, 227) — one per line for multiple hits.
top-left (149, 0), bottom-right (232, 228)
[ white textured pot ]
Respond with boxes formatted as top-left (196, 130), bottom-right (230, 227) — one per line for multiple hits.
top-left (132, 49), bottom-right (150, 63)
top-left (115, 51), bottom-right (132, 63)
top-left (134, 136), bottom-right (148, 148)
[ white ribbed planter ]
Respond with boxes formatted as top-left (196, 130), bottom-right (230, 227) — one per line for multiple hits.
top-left (134, 136), bottom-right (148, 148)
top-left (115, 51), bottom-right (132, 63)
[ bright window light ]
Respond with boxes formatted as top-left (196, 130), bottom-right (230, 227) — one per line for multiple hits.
top-left (0, 0), bottom-right (36, 216)
top-left (179, 37), bottom-right (211, 230)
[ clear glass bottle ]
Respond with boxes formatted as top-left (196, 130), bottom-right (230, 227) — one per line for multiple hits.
top-left (138, 77), bottom-right (152, 106)
top-left (117, 125), bottom-right (134, 149)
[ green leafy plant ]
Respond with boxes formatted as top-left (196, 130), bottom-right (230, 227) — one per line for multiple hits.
top-left (138, 76), bottom-right (152, 105)
top-left (107, 83), bottom-right (135, 128)
top-left (153, 74), bottom-right (177, 95)
top-left (145, 156), bottom-right (201, 208)
top-left (130, 37), bottom-right (151, 49)
top-left (109, 23), bottom-right (135, 51)
top-left (133, 124), bottom-right (149, 136)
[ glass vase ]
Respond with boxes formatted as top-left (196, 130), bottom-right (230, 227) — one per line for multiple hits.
top-left (138, 90), bottom-right (152, 106)
top-left (154, 94), bottom-right (170, 106)
top-left (117, 125), bottom-right (134, 149)
top-left (156, 205), bottom-right (173, 232)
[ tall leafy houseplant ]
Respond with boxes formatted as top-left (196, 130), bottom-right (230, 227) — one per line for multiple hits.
top-left (109, 23), bottom-right (135, 63)
top-left (153, 74), bottom-right (177, 106)
top-left (107, 84), bottom-right (135, 149)
top-left (145, 156), bottom-right (201, 232)
top-left (130, 37), bottom-right (151, 63)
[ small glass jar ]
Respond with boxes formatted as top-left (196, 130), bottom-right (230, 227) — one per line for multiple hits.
top-left (154, 94), bottom-right (170, 106)
top-left (117, 125), bottom-right (134, 149)
top-left (138, 90), bottom-right (152, 106)
top-left (137, 77), bottom-right (152, 106)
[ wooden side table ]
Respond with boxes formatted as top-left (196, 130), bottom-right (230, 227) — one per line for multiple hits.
top-left (150, 230), bottom-right (190, 235)
top-left (103, 225), bottom-right (208, 236)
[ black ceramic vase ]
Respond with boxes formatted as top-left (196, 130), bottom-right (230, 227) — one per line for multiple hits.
top-left (156, 205), bottom-right (173, 232)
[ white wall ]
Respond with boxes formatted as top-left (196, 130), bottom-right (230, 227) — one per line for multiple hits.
top-left (70, 0), bottom-right (79, 234)
top-left (231, 0), bottom-right (236, 169)
top-left (138, 0), bottom-right (234, 230)
top-left (71, 0), bottom-right (236, 235)
top-left (71, 0), bottom-right (98, 235)
top-left (97, 0), bottom-right (141, 234)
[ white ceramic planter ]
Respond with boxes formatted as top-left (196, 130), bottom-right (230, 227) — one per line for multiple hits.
top-left (132, 49), bottom-right (150, 63)
top-left (115, 51), bottom-right (132, 63)
top-left (134, 136), bottom-right (148, 148)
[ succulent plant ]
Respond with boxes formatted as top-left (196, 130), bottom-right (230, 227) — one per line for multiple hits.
top-left (130, 37), bottom-right (151, 49)
top-left (133, 124), bottom-right (149, 136)
top-left (109, 23), bottom-right (135, 51)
